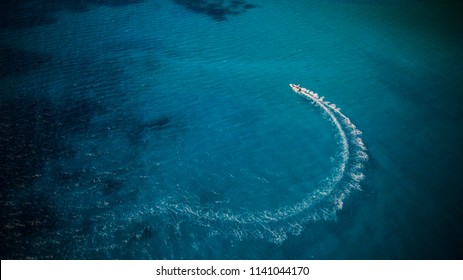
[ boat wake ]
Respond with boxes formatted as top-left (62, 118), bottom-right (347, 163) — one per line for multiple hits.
top-left (157, 84), bottom-right (368, 244)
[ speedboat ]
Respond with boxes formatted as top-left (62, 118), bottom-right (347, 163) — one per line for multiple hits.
top-left (290, 84), bottom-right (319, 99)
top-left (289, 83), bottom-right (302, 93)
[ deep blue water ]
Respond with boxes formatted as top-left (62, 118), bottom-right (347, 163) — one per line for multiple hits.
top-left (1, 0), bottom-right (463, 259)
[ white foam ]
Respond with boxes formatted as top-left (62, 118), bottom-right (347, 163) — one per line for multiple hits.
top-left (157, 85), bottom-right (368, 244)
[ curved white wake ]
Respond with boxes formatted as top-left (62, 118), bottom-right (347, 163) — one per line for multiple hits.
top-left (158, 85), bottom-right (368, 243)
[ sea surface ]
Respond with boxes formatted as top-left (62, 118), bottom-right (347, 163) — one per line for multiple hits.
top-left (1, 0), bottom-right (463, 259)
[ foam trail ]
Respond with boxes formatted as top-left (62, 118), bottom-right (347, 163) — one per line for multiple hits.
top-left (157, 85), bottom-right (368, 243)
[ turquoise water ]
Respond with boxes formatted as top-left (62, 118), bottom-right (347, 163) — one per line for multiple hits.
top-left (1, 0), bottom-right (463, 259)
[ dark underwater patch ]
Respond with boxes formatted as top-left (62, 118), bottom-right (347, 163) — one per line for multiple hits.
top-left (0, 0), bottom-right (145, 30)
top-left (0, 47), bottom-right (51, 77)
top-left (127, 114), bottom-right (187, 146)
top-left (0, 96), bottom-right (105, 190)
top-left (144, 115), bottom-right (171, 129)
top-left (173, 0), bottom-right (255, 21)
top-left (0, 191), bottom-right (62, 259)
top-left (101, 179), bottom-right (124, 196)
top-left (93, 0), bottom-right (144, 7)
top-left (134, 115), bottom-right (172, 135)
top-left (0, 29), bottom-right (186, 259)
